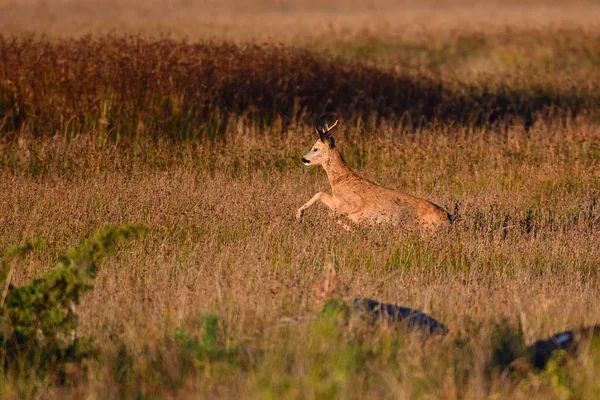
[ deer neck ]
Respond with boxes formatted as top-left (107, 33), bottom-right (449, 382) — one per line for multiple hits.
top-left (322, 149), bottom-right (356, 190)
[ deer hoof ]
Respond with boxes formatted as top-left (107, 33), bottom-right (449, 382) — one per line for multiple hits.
top-left (296, 209), bottom-right (304, 222)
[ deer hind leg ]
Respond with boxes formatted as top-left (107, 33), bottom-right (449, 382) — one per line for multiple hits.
top-left (296, 192), bottom-right (336, 222)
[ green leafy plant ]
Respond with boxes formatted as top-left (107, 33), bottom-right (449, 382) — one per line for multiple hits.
top-left (0, 224), bottom-right (147, 380)
top-left (174, 314), bottom-right (248, 370)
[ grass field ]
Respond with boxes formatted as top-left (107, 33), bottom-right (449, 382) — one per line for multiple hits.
top-left (1, 1), bottom-right (600, 398)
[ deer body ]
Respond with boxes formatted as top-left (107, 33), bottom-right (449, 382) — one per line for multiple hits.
top-left (296, 119), bottom-right (453, 231)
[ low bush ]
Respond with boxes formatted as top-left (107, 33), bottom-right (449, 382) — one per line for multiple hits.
top-left (0, 224), bottom-right (146, 385)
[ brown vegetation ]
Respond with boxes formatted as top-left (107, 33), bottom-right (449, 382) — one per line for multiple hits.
top-left (1, 118), bottom-right (599, 397)
top-left (2, 0), bottom-right (600, 42)
top-left (1, 36), bottom-right (600, 141)
top-left (0, 1), bottom-right (599, 397)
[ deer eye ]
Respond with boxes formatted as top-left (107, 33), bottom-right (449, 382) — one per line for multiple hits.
top-left (312, 148), bottom-right (318, 152)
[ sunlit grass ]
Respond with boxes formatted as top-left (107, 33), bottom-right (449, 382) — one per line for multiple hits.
top-left (1, 118), bottom-right (599, 397)
top-left (1, 5), bottom-right (600, 395)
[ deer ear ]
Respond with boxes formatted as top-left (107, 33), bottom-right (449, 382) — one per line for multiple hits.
top-left (325, 134), bottom-right (335, 148)
top-left (315, 127), bottom-right (326, 142)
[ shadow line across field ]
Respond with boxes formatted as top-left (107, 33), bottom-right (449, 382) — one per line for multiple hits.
top-left (1, 36), bottom-right (598, 140)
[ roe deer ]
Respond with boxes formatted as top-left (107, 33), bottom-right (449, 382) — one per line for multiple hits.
top-left (296, 117), bottom-right (454, 231)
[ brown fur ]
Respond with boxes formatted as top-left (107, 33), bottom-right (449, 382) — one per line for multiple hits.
top-left (296, 120), bottom-right (453, 232)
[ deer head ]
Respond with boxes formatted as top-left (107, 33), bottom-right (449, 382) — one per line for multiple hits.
top-left (301, 115), bottom-right (339, 166)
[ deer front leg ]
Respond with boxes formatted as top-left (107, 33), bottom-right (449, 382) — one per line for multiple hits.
top-left (296, 192), bottom-right (336, 222)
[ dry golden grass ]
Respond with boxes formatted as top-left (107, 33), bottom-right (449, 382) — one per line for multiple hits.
top-left (1, 120), bottom-right (599, 397)
top-left (2, 0), bottom-right (600, 43)
top-left (1, 1), bottom-right (600, 397)
top-left (1, 36), bottom-right (598, 141)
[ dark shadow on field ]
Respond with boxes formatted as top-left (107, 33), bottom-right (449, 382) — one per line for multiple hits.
top-left (0, 36), bottom-right (597, 139)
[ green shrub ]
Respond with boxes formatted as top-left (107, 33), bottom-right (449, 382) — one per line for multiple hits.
top-left (0, 224), bottom-right (147, 381)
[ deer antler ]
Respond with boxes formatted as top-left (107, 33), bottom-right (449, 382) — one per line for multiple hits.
top-left (315, 114), bottom-right (339, 143)
top-left (324, 119), bottom-right (338, 133)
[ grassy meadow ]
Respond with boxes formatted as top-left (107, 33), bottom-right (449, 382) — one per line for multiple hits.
top-left (1, 1), bottom-right (600, 398)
